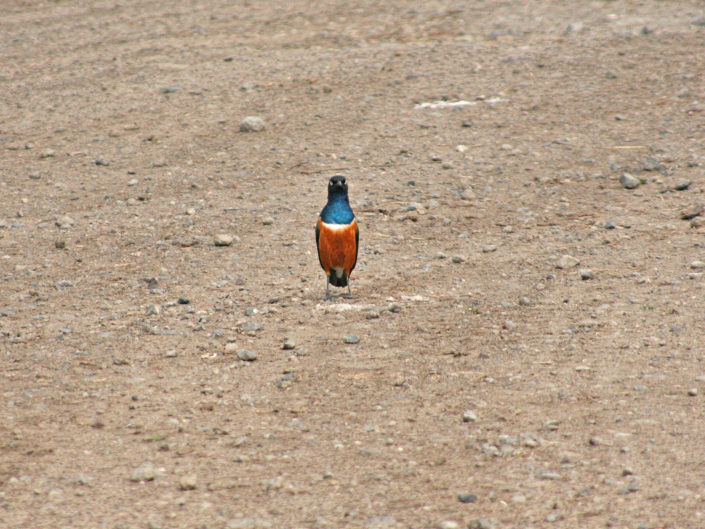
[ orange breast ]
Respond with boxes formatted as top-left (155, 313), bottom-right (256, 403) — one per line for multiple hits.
top-left (317, 218), bottom-right (358, 275)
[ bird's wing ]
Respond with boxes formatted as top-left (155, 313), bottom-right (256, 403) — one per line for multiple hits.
top-left (315, 218), bottom-right (324, 269)
top-left (351, 221), bottom-right (359, 273)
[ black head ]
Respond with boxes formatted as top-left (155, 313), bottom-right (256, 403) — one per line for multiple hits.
top-left (328, 175), bottom-right (348, 197)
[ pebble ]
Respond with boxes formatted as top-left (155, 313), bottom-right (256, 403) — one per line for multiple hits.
top-left (579, 268), bottom-right (593, 280)
top-left (145, 304), bottom-right (161, 316)
top-left (605, 219), bottom-right (617, 230)
top-left (130, 462), bottom-right (156, 482)
top-left (236, 349), bottom-right (258, 361)
top-left (537, 470), bottom-right (561, 480)
top-left (481, 244), bottom-right (497, 253)
top-left (589, 436), bottom-right (606, 446)
top-left (224, 343), bottom-right (239, 354)
top-left (241, 321), bottom-right (263, 332)
top-left (518, 296), bottom-right (531, 306)
top-left (438, 522), bottom-right (459, 529)
top-left (178, 474), bottom-right (197, 490)
top-left (451, 256), bottom-right (465, 264)
top-left (55, 215), bottom-right (75, 228)
top-left (556, 255), bottom-right (580, 269)
top-left (127, 178), bottom-right (139, 186)
top-left (681, 201), bottom-right (704, 219)
top-left (240, 116), bottom-right (266, 132)
top-left (460, 188), bottom-right (476, 201)
top-left (161, 86), bottom-right (180, 93)
top-left (214, 233), bottom-right (235, 246)
top-left (675, 179), bottom-right (691, 191)
top-left (545, 512), bottom-right (563, 522)
top-left (690, 261), bottom-right (705, 269)
top-left (457, 492), bottom-right (477, 503)
top-left (262, 217), bottom-right (275, 226)
top-left (344, 334), bottom-right (360, 344)
top-left (165, 350), bottom-right (178, 358)
top-left (688, 388), bottom-right (698, 396)
top-left (619, 173), bottom-right (640, 189)
top-left (462, 410), bottom-right (477, 422)
top-left (282, 339), bottom-right (296, 350)
top-left (467, 519), bottom-right (492, 529)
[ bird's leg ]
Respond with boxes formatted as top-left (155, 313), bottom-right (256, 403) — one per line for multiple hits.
top-left (325, 277), bottom-right (331, 300)
top-left (345, 282), bottom-right (352, 299)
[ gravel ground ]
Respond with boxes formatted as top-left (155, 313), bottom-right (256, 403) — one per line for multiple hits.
top-left (2, 1), bottom-right (705, 528)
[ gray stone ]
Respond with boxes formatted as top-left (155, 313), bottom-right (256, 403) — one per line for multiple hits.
top-left (240, 116), bottom-right (266, 132)
top-left (282, 339), bottom-right (296, 350)
top-left (688, 388), bottom-right (698, 396)
top-left (457, 492), bottom-right (477, 503)
top-left (468, 519), bottom-right (493, 529)
top-left (178, 474), bottom-right (197, 490)
top-left (451, 256), bottom-right (465, 264)
top-left (556, 255), bottom-right (580, 269)
top-left (130, 462), bottom-right (156, 482)
top-left (462, 410), bottom-right (477, 422)
top-left (55, 215), bottom-right (75, 228)
top-left (262, 216), bottom-right (275, 225)
top-left (579, 268), bottom-right (593, 280)
top-left (237, 349), bottom-right (258, 361)
top-left (690, 261), bottom-right (705, 270)
top-left (675, 179), bottom-right (691, 191)
top-left (242, 321), bottom-right (263, 332)
top-left (481, 244), bottom-right (497, 253)
top-left (214, 233), bottom-right (234, 246)
top-left (145, 304), bottom-right (161, 316)
top-left (619, 173), bottom-right (640, 189)
top-left (344, 334), bottom-right (360, 344)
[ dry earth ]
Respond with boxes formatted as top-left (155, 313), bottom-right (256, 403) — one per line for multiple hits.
top-left (2, 1), bottom-right (705, 528)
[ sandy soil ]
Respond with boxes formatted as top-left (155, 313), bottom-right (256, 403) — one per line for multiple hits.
top-left (2, 1), bottom-right (705, 528)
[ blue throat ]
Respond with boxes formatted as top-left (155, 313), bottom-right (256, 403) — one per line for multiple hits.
top-left (321, 193), bottom-right (354, 224)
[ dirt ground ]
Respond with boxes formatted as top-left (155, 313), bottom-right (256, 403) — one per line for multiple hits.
top-left (2, 1), bottom-right (705, 528)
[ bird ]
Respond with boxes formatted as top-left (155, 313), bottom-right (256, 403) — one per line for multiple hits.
top-left (315, 175), bottom-right (359, 299)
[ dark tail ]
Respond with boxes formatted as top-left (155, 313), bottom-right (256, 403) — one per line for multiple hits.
top-left (329, 273), bottom-right (348, 287)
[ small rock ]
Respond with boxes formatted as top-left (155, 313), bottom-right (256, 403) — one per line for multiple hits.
top-left (344, 334), bottom-right (360, 344)
top-left (481, 244), bottom-right (497, 253)
top-left (241, 321), bottom-right (263, 332)
top-left (457, 492), bottom-right (477, 503)
top-left (161, 86), bottom-right (180, 93)
top-left (55, 215), bottom-right (75, 228)
top-left (451, 256), bottom-right (465, 264)
top-left (462, 410), bottom-right (477, 423)
top-left (130, 462), bottom-right (156, 482)
top-left (690, 261), bottom-right (705, 269)
top-left (537, 470), bottom-right (561, 480)
top-left (240, 116), bottom-right (266, 132)
top-left (518, 296), bottom-right (531, 306)
top-left (214, 233), bottom-right (234, 246)
top-left (688, 388), bottom-right (698, 396)
top-left (165, 350), bottom-right (178, 358)
top-left (675, 179), bottom-right (691, 191)
top-left (127, 178), bottom-right (139, 186)
top-left (460, 188), bottom-right (476, 201)
top-left (57, 279), bottom-right (74, 288)
top-left (262, 217), bottom-right (275, 226)
top-left (556, 255), bottom-right (580, 269)
top-left (681, 202), bottom-right (704, 219)
top-left (605, 219), bottom-right (617, 230)
top-left (224, 343), bottom-right (239, 354)
top-left (467, 519), bottom-right (493, 529)
top-left (145, 304), bottom-right (161, 316)
top-left (579, 268), bottom-right (593, 280)
top-left (95, 159), bottom-right (109, 166)
top-left (39, 148), bottom-right (56, 159)
top-left (177, 297), bottom-right (190, 304)
top-left (178, 474), bottom-right (197, 490)
top-left (619, 173), bottom-right (640, 189)
top-left (236, 349), bottom-right (258, 361)
top-left (282, 339), bottom-right (296, 350)
top-left (589, 436), bottom-right (606, 446)
top-left (55, 240), bottom-right (66, 249)
top-left (545, 512), bottom-right (563, 522)
top-left (438, 522), bottom-right (460, 529)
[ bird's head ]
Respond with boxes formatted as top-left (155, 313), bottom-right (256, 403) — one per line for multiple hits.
top-left (328, 175), bottom-right (348, 197)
